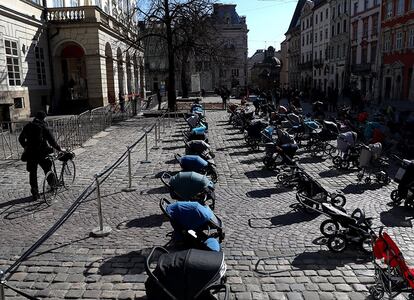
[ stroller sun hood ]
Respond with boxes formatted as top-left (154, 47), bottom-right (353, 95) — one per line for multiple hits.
top-left (145, 247), bottom-right (228, 300)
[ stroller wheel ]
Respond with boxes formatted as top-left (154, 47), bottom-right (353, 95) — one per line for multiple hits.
top-left (263, 157), bottom-right (275, 170)
top-left (332, 156), bottom-right (341, 168)
top-left (404, 198), bottom-right (414, 209)
top-left (276, 173), bottom-right (287, 184)
top-left (320, 220), bottom-right (339, 237)
top-left (369, 286), bottom-right (384, 300)
top-left (390, 190), bottom-right (402, 204)
top-left (330, 194), bottom-right (346, 207)
top-left (327, 234), bottom-right (347, 253)
top-left (360, 236), bottom-right (372, 254)
top-left (365, 177), bottom-right (372, 184)
top-left (340, 160), bottom-right (350, 170)
top-left (357, 173), bottom-right (364, 182)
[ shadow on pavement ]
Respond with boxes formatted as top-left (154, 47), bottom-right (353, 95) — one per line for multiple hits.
top-left (244, 170), bottom-right (276, 179)
top-left (246, 187), bottom-right (289, 198)
top-left (153, 171), bottom-right (179, 178)
top-left (248, 210), bottom-right (318, 228)
top-left (380, 206), bottom-right (413, 227)
top-left (141, 186), bottom-right (169, 195)
top-left (117, 214), bottom-right (167, 229)
top-left (319, 168), bottom-right (356, 178)
top-left (342, 182), bottom-right (385, 194)
top-left (2, 195), bottom-right (50, 220)
top-left (226, 137), bottom-right (244, 141)
top-left (240, 157), bottom-right (263, 164)
top-left (96, 249), bottom-right (151, 276)
top-left (216, 144), bottom-right (246, 151)
top-left (297, 156), bottom-right (326, 164)
top-left (229, 150), bottom-right (259, 157)
top-left (163, 145), bottom-right (184, 151)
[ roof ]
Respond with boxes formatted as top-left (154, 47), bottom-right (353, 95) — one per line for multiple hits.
top-left (285, 0), bottom-right (307, 34)
top-left (213, 3), bottom-right (244, 25)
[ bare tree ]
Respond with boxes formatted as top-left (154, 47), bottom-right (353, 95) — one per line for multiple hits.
top-left (119, 0), bottom-right (221, 111)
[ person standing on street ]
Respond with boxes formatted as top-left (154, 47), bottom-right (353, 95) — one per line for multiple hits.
top-left (19, 111), bottom-right (62, 201)
top-left (157, 88), bottom-right (162, 110)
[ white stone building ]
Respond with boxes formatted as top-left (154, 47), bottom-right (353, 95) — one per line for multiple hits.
top-left (327, 0), bottom-right (351, 92)
top-left (299, 0), bottom-right (314, 91)
top-left (312, 0), bottom-right (331, 93)
top-left (350, 0), bottom-right (381, 100)
top-left (0, 0), bottom-right (145, 121)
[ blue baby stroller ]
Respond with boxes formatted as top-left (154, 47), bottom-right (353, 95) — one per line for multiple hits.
top-left (161, 171), bottom-right (216, 209)
top-left (160, 199), bottom-right (224, 251)
top-left (183, 125), bottom-right (208, 143)
top-left (175, 154), bottom-right (218, 182)
top-left (145, 246), bottom-right (228, 300)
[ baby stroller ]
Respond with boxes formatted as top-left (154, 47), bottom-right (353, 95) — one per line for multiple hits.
top-left (175, 154), bottom-right (218, 183)
top-left (333, 131), bottom-right (361, 169)
top-left (161, 171), bottom-right (216, 209)
top-left (295, 171), bottom-right (346, 213)
top-left (390, 157), bottom-right (414, 208)
top-left (319, 206), bottom-right (373, 253)
top-left (145, 247), bottom-right (228, 300)
top-left (160, 198), bottom-right (224, 251)
top-left (369, 229), bottom-right (414, 299)
top-left (263, 128), bottom-right (297, 170)
top-left (185, 140), bottom-right (215, 161)
top-left (185, 114), bottom-right (208, 130)
top-left (356, 143), bottom-right (390, 184)
top-left (244, 119), bottom-right (268, 150)
top-left (275, 160), bottom-right (305, 187)
top-left (183, 125), bottom-right (209, 143)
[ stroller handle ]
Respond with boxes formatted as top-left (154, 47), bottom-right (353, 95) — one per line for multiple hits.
top-left (206, 284), bottom-right (229, 300)
top-left (145, 246), bottom-right (178, 300)
top-left (160, 172), bottom-right (172, 187)
top-left (174, 153), bottom-right (182, 164)
top-left (159, 198), bottom-right (171, 215)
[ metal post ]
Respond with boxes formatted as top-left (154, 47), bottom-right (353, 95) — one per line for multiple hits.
top-left (153, 124), bottom-right (159, 149)
top-left (122, 146), bottom-right (136, 192)
top-left (90, 175), bottom-right (112, 237)
top-left (141, 132), bottom-right (151, 163)
top-left (158, 119), bottom-right (162, 140)
top-left (0, 270), bottom-right (5, 300)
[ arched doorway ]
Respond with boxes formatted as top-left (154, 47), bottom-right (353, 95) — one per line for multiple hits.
top-left (117, 48), bottom-right (124, 99)
top-left (105, 43), bottom-right (115, 104)
top-left (60, 43), bottom-right (88, 101)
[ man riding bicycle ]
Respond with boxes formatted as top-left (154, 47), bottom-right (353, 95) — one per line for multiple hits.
top-left (18, 111), bottom-right (62, 201)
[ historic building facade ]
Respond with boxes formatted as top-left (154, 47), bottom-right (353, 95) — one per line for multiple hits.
top-left (312, 0), bottom-right (331, 93)
top-left (300, 0), bottom-right (315, 91)
top-left (248, 46), bottom-right (281, 91)
top-left (280, 39), bottom-right (289, 89)
top-left (327, 0), bottom-right (351, 92)
top-left (0, 0), bottom-right (145, 121)
top-left (350, 0), bottom-right (381, 101)
top-left (380, 0), bottom-right (414, 101)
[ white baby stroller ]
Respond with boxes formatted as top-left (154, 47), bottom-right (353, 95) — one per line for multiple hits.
top-left (332, 131), bottom-right (361, 169)
top-left (357, 143), bottom-right (390, 184)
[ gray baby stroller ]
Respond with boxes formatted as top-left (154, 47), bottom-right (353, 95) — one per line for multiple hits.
top-left (145, 247), bottom-right (228, 300)
top-left (356, 143), bottom-right (390, 184)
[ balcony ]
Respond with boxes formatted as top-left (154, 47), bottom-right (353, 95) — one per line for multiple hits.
top-left (351, 63), bottom-right (372, 73)
top-left (299, 61), bottom-right (313, 70)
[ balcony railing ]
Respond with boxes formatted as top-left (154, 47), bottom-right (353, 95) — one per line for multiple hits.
top-left (351, 63), bottom-right (372, 73)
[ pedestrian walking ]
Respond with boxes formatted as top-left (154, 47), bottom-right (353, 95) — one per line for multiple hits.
top-left (18, 111), bottom-right (62, 201)
top-left (157, 88), bottom-right (162, 110)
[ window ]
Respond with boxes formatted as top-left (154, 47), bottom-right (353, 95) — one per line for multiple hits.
top-left (396, 31), bottom-right (403, 49)
top-left (219, 69), bottom-right (227, 78)
top-left (30, 0), bottom-right (41, 4)
top-left (411, 0), bottom-right (414, 10)
top-left (325, 28), bottom-right (328, 39)
top-left (320, 11), bottom-right (323, 22)
top-left (35, 47), bottom-right (47, 86)
top-left (53, 0), bottom-right (63, 6)
top-left (409, 28), bottom-right (414, 48)
top-left (320, 30), bottom-right (323, 41)
top-left (363, 18), bottom-right (369, 37)
top-left (386, 0), bottom-right (393, 18)
top-left (5, 40), bottom-right (21, 86)
top-left (315, 33), bottom-right (317, 43)
top-left (332, 25), bottom-right (335, 37)
top-left (397, 0), bottom-right (404, 15)
top-left (326, 8), bottom-right (329, 18)
top-left (352, 21), bottom-right (358, 40)
top-left (338, 4), bottom-right (341, 14)
top-left (14, 98), bottom-right (24, 109)
top-left (342, 43), bottom-right (346, 57)
top-left (361, 47), bottom-right (368, 63)
top-left (354, 2), bottom-right (358, 15)
top-left (371, 42), bottom-right (377, 63)
top-left (337, 22), bottom-right (341, 35)
top-left (372, 14), bottom-right (379, 35)
top-left (315, 15), bottom-right (318, 25)
top-left (384, 33), bottom-right (391, 51)
top-left (374, 0), bottom-right (379, 6)
top-left (352, 47), bottom-right (357, 64)
top-left (364, 0), bottom-right (369, 10)
top-left (343, 19), bottom-right (347, 33)
top-left (231, 69), bottom-right (239, 77)
top-left (337, 45), bottom-right (340, 58)
top-left (69, 0), bottom-right (79, 6)
top-left (332, 7), bottom-right (336, 19)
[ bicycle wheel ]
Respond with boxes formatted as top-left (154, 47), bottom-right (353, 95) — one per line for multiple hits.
top-left (42, 171), bottom-right (58, 206)
top-left (62, 159), bottom-right (76, 188)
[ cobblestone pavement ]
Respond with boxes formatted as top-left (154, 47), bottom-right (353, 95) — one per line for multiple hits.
top-left (0, 110), bottom-right (413, 300)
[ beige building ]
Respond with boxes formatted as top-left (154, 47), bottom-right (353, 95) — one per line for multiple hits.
top-left (300, 0), bottom-right (315, 91)
top-left (350, 0), bottom-right (381, 100)
top-left (312, 0), bottom-right (330, 93)
top-left (327, 0), bottom-right (351, 91)
top-left (279, 39), bottom-right (289, 89)
top-left (0, 0), bottom-right (145, 121)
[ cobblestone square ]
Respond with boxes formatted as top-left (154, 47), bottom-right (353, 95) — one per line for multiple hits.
top-left (0, 110), bottom-right (412, 300)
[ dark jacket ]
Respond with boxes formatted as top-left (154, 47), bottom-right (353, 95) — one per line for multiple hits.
top-left (18, 119), bottom-right (61, 160)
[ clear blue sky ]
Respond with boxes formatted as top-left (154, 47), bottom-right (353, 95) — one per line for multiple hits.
top-left (220, 0), bottom-right (298, 57)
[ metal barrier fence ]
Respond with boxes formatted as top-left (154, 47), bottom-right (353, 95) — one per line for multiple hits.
top-left (0, 101), bottom-right (134, 160)
top-left (0, 110), bottom-right (173, 300)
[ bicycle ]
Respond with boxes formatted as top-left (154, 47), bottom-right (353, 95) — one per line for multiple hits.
top-left (42, 150), bottom-right (76, 205)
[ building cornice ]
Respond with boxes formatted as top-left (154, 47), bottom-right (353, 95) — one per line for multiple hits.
top-left (0, 5), bottom-right (45, 27)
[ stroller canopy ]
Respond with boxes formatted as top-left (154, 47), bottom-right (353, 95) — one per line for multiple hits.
top-left (170, 171), bottom-right (214, 199)
top-left (191, 125), bottom-right (207, 135)
top-left (154, 249), bottom-right (226, 299)
top-left (337, 131), bottom-right (357, 152)
top-left (166, 201), bottom-right (214, 230)
top-left (179, 155), bottom-right (209, 171)
top-left (187, 140), bottom-right (211, 152)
